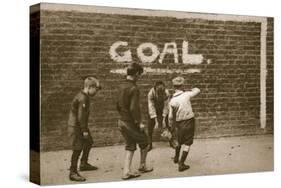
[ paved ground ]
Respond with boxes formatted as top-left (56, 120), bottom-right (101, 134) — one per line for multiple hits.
top-left (40, 135), bottom-right (273, 185)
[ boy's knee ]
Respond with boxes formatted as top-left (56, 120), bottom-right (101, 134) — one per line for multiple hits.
top-left (139, 142), bottom-right (149, 150)
top-left (183, 144), bottom-right (190, 152)
top-left (71, 149), bottom-right (82, 158)
top-left (125, 144), bottom-right (137, 151)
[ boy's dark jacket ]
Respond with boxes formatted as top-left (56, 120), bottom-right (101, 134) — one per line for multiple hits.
top-left (116, 80), bottom-right (142, 127)
top-left (68, 91), bottom-right (90, 132)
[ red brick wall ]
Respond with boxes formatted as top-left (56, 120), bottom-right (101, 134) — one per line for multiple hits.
top-left (37, 7), bottom-right (274, 151)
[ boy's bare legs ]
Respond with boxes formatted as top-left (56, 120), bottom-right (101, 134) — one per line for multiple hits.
top-left (178, 144), bottom-right (190, 172)
top-left (123, 150), bottom-right (134, 177)
top-left (139, 146), bottom-right (153, 173)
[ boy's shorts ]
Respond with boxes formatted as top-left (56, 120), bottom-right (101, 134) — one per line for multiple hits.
top-left (68, 126), bottom-right (93, 150)
top-left (118, 120), bottom-right (149, 151)
top-left (176, 118), bottom-right (195, 146)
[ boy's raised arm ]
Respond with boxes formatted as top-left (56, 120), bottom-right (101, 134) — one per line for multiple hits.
top-left (189, 88), bottom-right (201, 98)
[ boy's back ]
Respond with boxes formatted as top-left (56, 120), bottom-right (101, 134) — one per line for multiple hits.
top-left (116, 80), bottom-right (141, 127)
top-left (170, 91), bottom-right (194, 121)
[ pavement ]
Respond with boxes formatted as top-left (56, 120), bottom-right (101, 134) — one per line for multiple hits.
top-left (40, 134), bottom-right (274, 185)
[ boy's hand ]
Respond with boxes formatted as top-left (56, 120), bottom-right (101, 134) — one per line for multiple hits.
top-left (140, 123), bottom-right (146, 131)
top-left (83, 131), bottom-right (89, 138)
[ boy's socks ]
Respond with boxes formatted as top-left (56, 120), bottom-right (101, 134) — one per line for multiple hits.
top-left (178, 151), bottom-right (190, 172)
top-left (174, 146), bottom-right (181, 163)
top-left (80, 146), bottom-right (91, 162)
top-left (69, 150), bottom-right (86, 182)
top-left (70, 150), bottom-right (82, 172)
top-left (180, 151), bottom-right (188, 164)
top-left (80, 161), bottom-right (98, 171)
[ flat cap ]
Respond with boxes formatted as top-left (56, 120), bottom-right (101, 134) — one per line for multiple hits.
top-left (172, 76), bottom-right (184, 86)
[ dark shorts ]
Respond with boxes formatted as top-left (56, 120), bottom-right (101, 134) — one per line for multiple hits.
top-left (68, 126), bottom-right (93, 151)
top-left (118, 120), bottom-right (149, 151)
top-left (176, 118), bottom-right (195, 146)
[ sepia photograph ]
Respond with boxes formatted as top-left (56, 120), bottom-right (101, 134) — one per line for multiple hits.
top-left (29, 2), bottom-right (274, 185)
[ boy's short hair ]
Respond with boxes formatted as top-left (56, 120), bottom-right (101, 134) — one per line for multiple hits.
top-left (127, 63), bottom-right (144, 76)
top-left (155, 81), bottom-right (165, 87)
top-left (83, 76), bottom-right (102, 89)
top-left (173, 85), bottom-right (182, 90)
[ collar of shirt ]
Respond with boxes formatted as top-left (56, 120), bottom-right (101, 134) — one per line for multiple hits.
top-left (126, 78), bottom-right (136, 85)
top-left (81, 90), bottom-right (90, 97)
top-left (173, 90), bottom-right (184, 97)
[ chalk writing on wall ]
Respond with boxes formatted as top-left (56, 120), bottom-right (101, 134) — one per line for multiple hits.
top-left (109, 41), bottom-right (132, 62)
top-left (109, 40), bottom-right (206, 74)
top-left (109, 40), bottom-right (204, 64)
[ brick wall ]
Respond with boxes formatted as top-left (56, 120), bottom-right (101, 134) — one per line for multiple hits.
top-left (266, 18), bottom-right (274, 132)
top-left (37, 4), bottom-right (274, 151)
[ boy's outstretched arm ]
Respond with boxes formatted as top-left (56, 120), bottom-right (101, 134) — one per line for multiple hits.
top-left (189, 88), bottom-right (201, 98)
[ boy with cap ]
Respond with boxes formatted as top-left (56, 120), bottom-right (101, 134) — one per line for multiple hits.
top-left (67, 76), bottom-right (101, 181)
top-left (116, 63), bottom-right (153, 180)
top-left (168, 76), bottom-right (200, 172)
top-left (147, 81), bottom-right (170, 151)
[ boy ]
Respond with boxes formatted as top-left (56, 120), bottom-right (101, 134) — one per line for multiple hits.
top-left (168, 76), bottom-right (200, 172)
top-left (116, 63), bottom-right (153, 180)
top-left (67, 76), bottom-right (101, 181)
top-left (147, 81), bottom-right (170, 151)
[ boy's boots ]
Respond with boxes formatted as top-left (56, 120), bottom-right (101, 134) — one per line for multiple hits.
top-left (178, 151), bottom-right (190, 172)
top-left (79, 147), bottom-right (98, 171)
top-left (69, 168), bottom-right (86, 182)
top-left (80, 161), bottom-right (98, 171)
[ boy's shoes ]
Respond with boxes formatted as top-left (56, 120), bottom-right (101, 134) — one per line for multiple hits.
top-left (147, 144), bottom-right (153, 152)
top-left (122, 172), bottom-right (141, 180)
top-left (80, 162), bottom-right (98, 171)
top-left (138, 166), bottom-right (153, 173)
top-left (178, 163), bottom-right (190, 172)
top-left (173, 157), bottom-right (179, 164)
top-left (69, 171), bottom-right (86, 182)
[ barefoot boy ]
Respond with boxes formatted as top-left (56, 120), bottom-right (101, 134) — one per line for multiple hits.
top-left (116, 63), bottom-right (153, 180)
top-left (168, 76), bottom-right (200, 172)
top-left (67, 76), bottom-right (101, 181)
